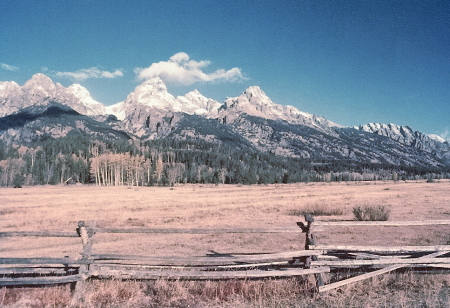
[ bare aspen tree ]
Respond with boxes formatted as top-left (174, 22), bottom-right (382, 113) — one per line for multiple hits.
top-left (154, 154), bottom-right (164, 185)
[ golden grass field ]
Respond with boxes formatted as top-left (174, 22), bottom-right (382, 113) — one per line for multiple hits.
top-left (1, 180), bottom-right (450, 307)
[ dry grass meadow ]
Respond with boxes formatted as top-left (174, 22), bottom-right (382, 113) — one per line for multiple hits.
top-left (1, 180), bottom-right (450, 307)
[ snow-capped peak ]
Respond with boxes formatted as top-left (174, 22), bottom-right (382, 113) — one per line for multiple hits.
top-left (63, 84), bottom-right (105, 115)
top-left (0, 81), bottom-right (19, 99)
top-left (67, 84), bottom-right (91, 98)
top-left (0, 73), bottom-right (106, 117)
top-left (23, 73), bottom-right (55, 89)
top-left (22, 73), bottom-right (57, 98)
top-left (176, 90), bottom-right (222, 116)
top-left (244, 85), bottom-right (265, 97)
top-left (122, 77), bottom-right (222, 118)
top-left (140, 77), bottom-right (169, 93)
top-left (222, 86), bottom-right (279, 116)
top-left (123, 77), bottom-right (178, 111)
top-left (191, 89), bottom-right (201, 95)
top-left (219, 86), bottom-right (340, 131)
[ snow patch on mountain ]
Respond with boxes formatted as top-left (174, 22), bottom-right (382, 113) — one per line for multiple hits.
top-left (105, 101), bottom-right (126, 121)
top-left (65, 84), bottom-right (105, 114)
top-left (428, 134), bottom-right (447, 143)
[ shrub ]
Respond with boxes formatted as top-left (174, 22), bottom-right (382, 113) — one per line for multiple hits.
top-left (289, 204), bottom-right (345, 217)
top-left (352, 204), bottom-right (391, 221)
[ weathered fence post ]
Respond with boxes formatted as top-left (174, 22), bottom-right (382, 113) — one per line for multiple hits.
top-left (297, 214), bottom-right (324, 290)
top-left (72, 220), bottom-right (96, 304)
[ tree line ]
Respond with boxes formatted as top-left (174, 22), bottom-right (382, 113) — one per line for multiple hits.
top-left (0, 135), bottom-right (448, 187)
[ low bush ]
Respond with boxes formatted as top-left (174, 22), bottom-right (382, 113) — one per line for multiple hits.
top-left (352, 204), bottom-right (391, 221)
top-left (289, 204), bottom-right (345, 217)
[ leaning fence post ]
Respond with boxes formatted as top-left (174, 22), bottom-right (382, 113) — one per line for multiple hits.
top-left (72, 220), bottom-right (96, 304)
top-left (297, 214), bottom-right (324, 290)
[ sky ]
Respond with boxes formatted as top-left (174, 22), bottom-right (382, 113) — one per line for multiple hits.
top-left (1, 0), bottom-right (449, 140)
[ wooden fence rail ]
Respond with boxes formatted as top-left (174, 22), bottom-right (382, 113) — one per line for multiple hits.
top-left (316, 220), bottom-right (450, 226)
top-left (1, 217), bottom-right (450, 301)
top-left (308, 218), bottom-right (450, 292)
top-left (0, 219), bottom-right (327, 303)
top-left (0, 231), bottom-right (80, 237)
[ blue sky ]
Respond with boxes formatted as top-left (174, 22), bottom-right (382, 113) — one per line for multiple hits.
top-left (1, 0), bottom-right (449, 140)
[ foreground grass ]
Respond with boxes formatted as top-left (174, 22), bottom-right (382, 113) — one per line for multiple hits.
top-left (1, 181), bottom-right (449, 307)
top-left (1, 271), bottom-right (449, 308)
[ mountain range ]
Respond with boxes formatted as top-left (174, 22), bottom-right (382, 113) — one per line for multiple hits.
top-left (1, 73), bottom-right (449, 173)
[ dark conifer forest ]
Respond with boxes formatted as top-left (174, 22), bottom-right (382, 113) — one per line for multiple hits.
top-left (1, 134), bottom-right (448, 187)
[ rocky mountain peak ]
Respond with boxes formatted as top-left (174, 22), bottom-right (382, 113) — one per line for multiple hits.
top-left (140, 77), bottom-right (169, 93)
top-left (124, 77), bottom-right (176, 108)
top-left (180, 89), bottom-right (204, 101)
top-left (24, 73), bottom-right (54, 85)
top-left (63, 84), bottom-right (105, 115)
top-left (222, 86), bottom-right (272, 113)
top-left (67, 84), bottom-right (90, 97)
top-left (0, 74), bottom-right (106, 117)
top-left (0, 81), bottom-right (20, 99)
top-left (22, 73), bottom-right (57, 98)
top-left (218, 86), bottom-right (339, 133)
top-left (243, 86), bottom-right (265, 98)
top-left (176, 89), bottom-right (222, 116)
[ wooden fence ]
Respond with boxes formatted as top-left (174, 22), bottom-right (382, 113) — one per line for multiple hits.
top-left (310, 217), bottom-right (450, 292)
top-left (1, 216), bottom-right (450, 302)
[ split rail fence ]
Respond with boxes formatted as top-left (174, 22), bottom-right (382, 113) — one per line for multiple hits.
top-left (1, 216), bottom-right (450, 300)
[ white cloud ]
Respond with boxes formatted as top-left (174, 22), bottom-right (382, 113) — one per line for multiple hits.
top-left (135, 52), bottom-right (245, 85)
top-left (56, 67), bottom-right (123, 81)
top-left (169, 52), bottom-right (190, 63)
top-left (1, 63), bottom-right (19, 71)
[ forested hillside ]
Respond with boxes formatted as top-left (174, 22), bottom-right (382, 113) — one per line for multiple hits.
top-left (1, 133), bottom-right (448, 188)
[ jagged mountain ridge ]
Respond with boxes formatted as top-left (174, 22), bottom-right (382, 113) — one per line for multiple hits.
top-left (0, 73), bottom-right (105, 117)
top-left (357, 123), bottom-right (448, 152)
top-left (221, 113), bottom-right (448, 167)
top-left (0, 74), bottom-right (449, 170)
top-left (218, 85), bottom-right (341, 133)
top-left (355, 123), bottom-right (450, 163)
